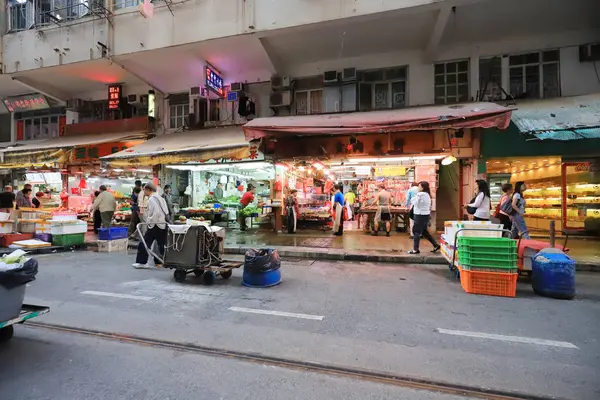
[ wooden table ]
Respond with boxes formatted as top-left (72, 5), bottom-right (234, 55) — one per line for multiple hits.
top-left (357, 206), bottom-right (409, 233)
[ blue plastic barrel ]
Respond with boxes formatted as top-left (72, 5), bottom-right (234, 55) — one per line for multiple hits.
top-left (242, 268), bottom-right (281, 288)
top-left (532, 249), bottom-right (576, 299)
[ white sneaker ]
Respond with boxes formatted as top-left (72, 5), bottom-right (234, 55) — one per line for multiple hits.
top-left (132, 263), bottom-right (150, 269)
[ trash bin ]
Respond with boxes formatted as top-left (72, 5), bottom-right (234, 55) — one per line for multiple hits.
top-left (532, 248), bottom-right (575, 300)
top-left (0, 284), bottom-right (26, 321)
top-left (0, 255), bottom-right (39, 321)
top-left (243, 249), bottom-right (281, 288)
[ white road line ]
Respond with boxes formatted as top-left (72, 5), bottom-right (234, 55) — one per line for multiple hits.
top-left (436, 328), bottom-right (579, 349)
top-left (81, 291), bottom-right (154, 301)
top-left (228, 307), bottom-right (324, 321)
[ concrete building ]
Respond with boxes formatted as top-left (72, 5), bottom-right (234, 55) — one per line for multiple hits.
top-left (0, 0), bottom-right (599, 144)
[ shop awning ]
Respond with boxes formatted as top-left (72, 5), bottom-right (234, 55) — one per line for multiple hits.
top-left (0, 131), bottom-right (147, 168)
top-left (100, 127), bottom-right (251, 166)
top-left (243, 102), bottom-right (513, 140)
top-left (511, 93), bottom-right (600, 141)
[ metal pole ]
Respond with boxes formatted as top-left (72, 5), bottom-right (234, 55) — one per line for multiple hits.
top-left (549, 220), bottom-right (556, 248)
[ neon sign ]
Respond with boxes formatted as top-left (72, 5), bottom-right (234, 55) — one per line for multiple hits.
top-left (3, 94), bottom-right (49, 112)
top-left (108, 84), bottom-right (122, 110)
top-left (205, 66), bottom-right (224, 96)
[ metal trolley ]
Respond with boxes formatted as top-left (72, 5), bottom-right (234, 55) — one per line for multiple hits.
top-left (137, 223), bottom-right (242, 285)
top-left (0, 305), bottom-right (50, 343)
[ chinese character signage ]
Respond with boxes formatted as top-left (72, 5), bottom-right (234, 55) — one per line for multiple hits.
top-left (205, 66), bottom-right (224, 96)
top-left (108, 84), bottom-right (122, 110)
top-left (3, 94), bottom-right (50, 112)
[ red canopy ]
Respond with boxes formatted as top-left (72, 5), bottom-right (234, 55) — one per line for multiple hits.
top-left (243, 102), bottom-right (513, 140)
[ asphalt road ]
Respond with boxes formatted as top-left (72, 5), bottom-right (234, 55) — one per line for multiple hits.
top-left (5, 251), bottom-right (600, 399)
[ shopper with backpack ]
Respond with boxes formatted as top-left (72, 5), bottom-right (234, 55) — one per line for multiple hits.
top-left (500, 181), bottom-right (530, 239)
top-left (494, 183), bottom-right (513, 233)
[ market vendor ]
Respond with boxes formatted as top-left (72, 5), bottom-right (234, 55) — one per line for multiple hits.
top-left (285, 189), bottom-right (299, 233)
top-left (91, 185), bottom-right (117, 228)
top-left (332, 184), bottom-right (344, 236)
top-left (161, 184), bottom-right (174, 219)
top-left (373, 184), bottom-right (392, 236)
top-left (0, 185), bottom-right (15, 213)
top-left (238, 184), bottom-right (256, 231)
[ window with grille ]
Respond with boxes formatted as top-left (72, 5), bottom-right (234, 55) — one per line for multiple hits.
top-left (509, 50), bottom-right (560, 99)
top-left (7, 1), bottom-right (34, 32)
top-left (169, 104), bottom-right (189, 129)
top-left (479, 57), bottom-right (503, 101)
top-left (358, 66), bottom-right (407, 111)
top-left (434, 60), bottom-right (469, 104)
top-left (17, 114), bottom-right (62, 140)
top-left (295, 90), bottom-right (323, 115)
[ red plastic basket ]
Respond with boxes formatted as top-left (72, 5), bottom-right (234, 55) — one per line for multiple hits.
top-left (458, 266), bottom-right (517, 297)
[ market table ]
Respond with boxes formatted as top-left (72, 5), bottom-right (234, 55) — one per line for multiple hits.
top-left (357, 206), bottom-right (409, 233)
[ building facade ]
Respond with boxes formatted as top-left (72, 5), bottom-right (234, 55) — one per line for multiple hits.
top-left (0, 0), bottom-right (598, 143)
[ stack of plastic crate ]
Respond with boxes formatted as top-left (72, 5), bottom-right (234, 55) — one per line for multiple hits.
top-left (457, 237), bottom-right (518, 297)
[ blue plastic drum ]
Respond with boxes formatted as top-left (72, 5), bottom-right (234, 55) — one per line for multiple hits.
top-left (242, 268), bottom-right (281, 288)
top-left (532, 249), bottom-right (576, 299)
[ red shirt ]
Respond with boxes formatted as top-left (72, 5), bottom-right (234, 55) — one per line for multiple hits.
top-left (240, 191), bottom-right (255, 207)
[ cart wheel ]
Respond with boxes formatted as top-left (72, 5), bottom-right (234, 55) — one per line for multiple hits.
top-left (202, 271), bottom-right (216, 285)
top-left (0, 326), bottom-right (14, 343)
top-left (193, 269), bottom-right (205, 277)
top-left (174, 269), bottom-right (187, 283)
top-left (221, 269), bottom-right (233, 279)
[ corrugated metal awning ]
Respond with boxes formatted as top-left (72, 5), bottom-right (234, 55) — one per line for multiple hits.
top-left (511, 93), bottom-right (600, 140)
top-left (243, 102), bottom-right (514, 140)
top-left (100, 127), bottom-right (250, 166)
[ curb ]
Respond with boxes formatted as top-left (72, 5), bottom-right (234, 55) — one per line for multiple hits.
top-left (224, 245), bottom-right (600, 272)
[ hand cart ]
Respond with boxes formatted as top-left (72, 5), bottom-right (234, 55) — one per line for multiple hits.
top-left (136, 223), bottom-right (242, 285)
top-left (0, 304), bottom-right (50, 343)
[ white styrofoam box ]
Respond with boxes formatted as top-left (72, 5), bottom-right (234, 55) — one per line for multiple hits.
top-left (97, 238), bottom-right (128, 253)
top-left (0, 212), bottom-right (10, 221)
top-left (0, 221), bottom-right (15, 234)
top-left (37, 220), bottom-right (87, 235)
top-left (444, 221), bottom-right (503, 244)
top-left (520, 247), bottom-right (537, 271)
top-left (52, 213), bottom-right (78, 221)
top-left (18, 222), bottom-right (36, 233)
top-left (20, 212), bottom-right (38, 220)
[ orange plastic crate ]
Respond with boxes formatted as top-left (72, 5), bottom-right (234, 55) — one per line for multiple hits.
top-left (458, 266), bottom-right (517, 297)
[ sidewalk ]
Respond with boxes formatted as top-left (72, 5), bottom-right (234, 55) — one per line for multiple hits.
top-left (222, 227), bottom-right (600, 271)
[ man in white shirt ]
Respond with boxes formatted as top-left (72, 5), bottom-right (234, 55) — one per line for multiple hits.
top-left (133, 183), bottom-right (170, 269)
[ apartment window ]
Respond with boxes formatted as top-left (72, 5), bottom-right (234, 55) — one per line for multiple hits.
top-left (114, 0), bottom-right (137, 10)
top-left (17, 114), bottom-right (61, 141)
top-left (169, 104), bottom-right (189, 129)
top-left (479, 57), bottom-right (503, 101)
top-left (7, 1), bottom-right (34, 32)
top-left (295, 90), bottom-right (323, 115)
top-left (358, 67), bottom-right (407, 111)
top-left (36, 0), bottom-right (91, 27)
top-left (434, 60), bottom-right (469, 104)
top-left (509, 50), bottom-right (560, 99)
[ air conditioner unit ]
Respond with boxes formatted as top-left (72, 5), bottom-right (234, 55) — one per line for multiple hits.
top-left (269, 91), bottom-right (291, 107)
top-left (342, 67), bottom-right (357, 82)
top-left (66, 98), bottom-right (84, 111)
top-left (271, 76), bottom-right (290, 90)
top-left (189, 86), bottom-right (202, 97)
top-left (579, 44), bottom-right (600, 62)
top-left (323, 70), bottom-right (338, 85)
top-left (127, 94), bottom-right (140, 105)
top-left (230, 82), bottom-right (243, 92)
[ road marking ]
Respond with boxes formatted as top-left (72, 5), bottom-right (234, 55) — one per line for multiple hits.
top-left (228, 307), bottom-right (324, 321)
top-left (436, 328), bottom-right (578, 349)
top-left (81, 291), bottom-right (154, 301)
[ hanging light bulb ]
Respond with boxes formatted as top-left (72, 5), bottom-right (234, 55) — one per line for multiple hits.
top-left (441, 155), bottom-right (457, 166)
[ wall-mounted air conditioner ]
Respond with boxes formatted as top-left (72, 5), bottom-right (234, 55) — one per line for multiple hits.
top-left (342, 67), bottom-right (357, 82)
top-left (323, 70), bottom-right (338, 85)
top-left (579, 44), bottom-right (600, 62)
top-left (269, 91), bottom-right (291, 107)
top-left (127, 94), bottom-right (140, 105)
top-left (189, 86), bottom-right (202, 97)
top-left (271, 76), bottom-right (291, 90)
top-left (66, 98), bottom-right (84, 111)
top-left (230, 82), bottom-right (243, 92)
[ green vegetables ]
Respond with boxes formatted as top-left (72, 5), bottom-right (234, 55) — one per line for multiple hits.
top-left (241, 206), bottom-right (260, 217)
top-left (225, 195), bottom-right (241, 203)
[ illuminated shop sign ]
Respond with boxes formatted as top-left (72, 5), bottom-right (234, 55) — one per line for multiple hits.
top-left (3, 94), bottom-right (50, 112)
top-left (205, 66), bottom-right (224, 96)
top-left (108, 84), bottom-right (122, 110)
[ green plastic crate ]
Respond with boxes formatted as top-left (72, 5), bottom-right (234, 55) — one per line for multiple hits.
top-left (458, 253), bottom-right (517, 268)
top-left (459, 250), bottom-right (517, 261)
top-left (52, 233), bottom-right (85, 246)
top-left (459, 265), bottom-right (518, 274)
top-left (457, 236), bottom-right (516, 247)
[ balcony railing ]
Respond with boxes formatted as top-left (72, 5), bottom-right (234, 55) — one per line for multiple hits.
top-left (6, 0), bottom-right (106, 32)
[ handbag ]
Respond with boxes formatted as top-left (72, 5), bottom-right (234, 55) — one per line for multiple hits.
top-left (500, 195), bottom-right (517, 216)
top-left (466, 196), bottom-right (477, 215)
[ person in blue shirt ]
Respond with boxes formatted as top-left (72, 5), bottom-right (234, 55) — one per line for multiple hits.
top-left (332, 184), bottom-right (345, 236)
top-left (405, 182), bottom-right (419, 238)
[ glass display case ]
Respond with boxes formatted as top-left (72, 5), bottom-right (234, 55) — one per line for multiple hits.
top-left (297, 193), bottom-right (331, 221)
top-left (562, 161), bottom-right (600, 230)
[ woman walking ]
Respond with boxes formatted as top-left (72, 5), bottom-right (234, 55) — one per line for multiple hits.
top-left (465, 180), bottom-right (491, 221)
top-left (408, 181), bottom-right (440, 254)
top-left (285, 189), bottom-right (299, 233)
top-left (510, 181), bottom-right (530, 239)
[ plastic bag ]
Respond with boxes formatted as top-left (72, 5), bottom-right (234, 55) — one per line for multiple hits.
top-left (244, 249), bottom-right (281, 273)
top-left (0, 258), bottom-right (38, 290)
